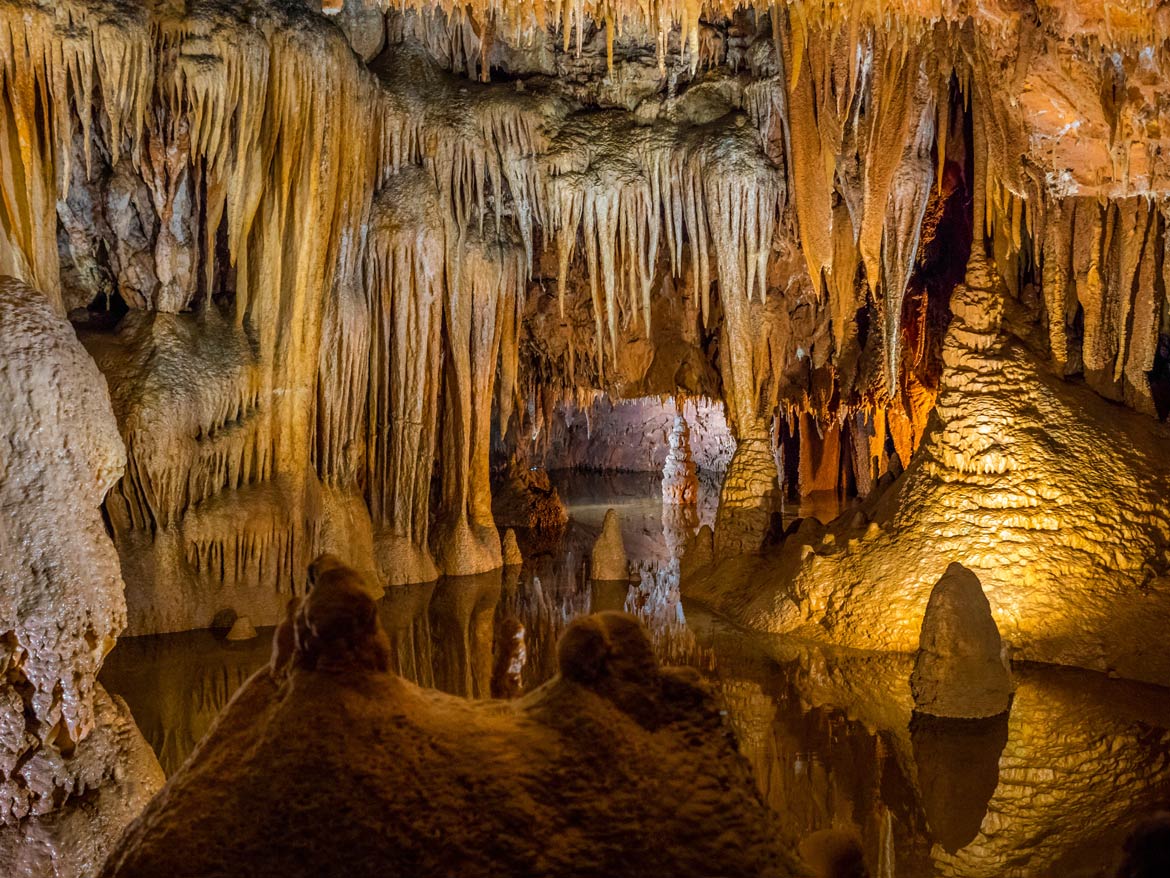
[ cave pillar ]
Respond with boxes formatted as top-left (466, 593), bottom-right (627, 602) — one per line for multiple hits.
top-left (797, 412), bottom-right (842, 497)
top-left (365, 171), bottom-right (445, 584)
top-left (435, 231), bottom-right (523, 576)
top-left (712, 268), bottom-right (780, 556)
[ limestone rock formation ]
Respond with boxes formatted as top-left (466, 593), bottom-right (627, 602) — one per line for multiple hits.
top-left (491, 464), bottom-right (569, 536)
top-left (592, 509), bottom-right (629, 581)
top-left (686, 255), bottom-right (1170, 686)
top-left (0, 0), bottom-right (1167, 695)
top-left (502, 529), bottom-right (524, 567)
top-left (225, 617), bottom-right (258, 642)
top-left (99, 558), bottom-right (800, 878)
top-left (0, 277), bottom-right (163, 874)
top-left (910, 563), bottom-right (1013, 720)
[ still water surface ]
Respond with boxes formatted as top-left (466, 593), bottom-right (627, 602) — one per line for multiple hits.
top-left (102, 472), bottom-right (1170, 877)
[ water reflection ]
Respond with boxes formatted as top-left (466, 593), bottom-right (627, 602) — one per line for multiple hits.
top-left (102, 473), bottom-right (1170, 876)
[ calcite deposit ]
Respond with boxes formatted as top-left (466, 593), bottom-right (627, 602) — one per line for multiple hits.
top-left (910, 563), bottom-right (1013, 719)
top-left (1, 0), bottom-right (1166, 647)
top-left (688, 253), bottom-right (1170, 687)
top-left (5, 0), bottom-right (1170, 867)
top-left (100, 559), bottom-right (800, 878)
top-left (592, 508), bottom-right (631, 581)
top-left (0, 277), bottom-right (163, 874)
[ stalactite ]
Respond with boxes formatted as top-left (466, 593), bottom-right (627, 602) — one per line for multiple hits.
top-left (877, 63), bottom-right (936, 394)
top-left (316, 279), bottom-right (371, 489)
top-left (0, 1), bottom-right (153, 313)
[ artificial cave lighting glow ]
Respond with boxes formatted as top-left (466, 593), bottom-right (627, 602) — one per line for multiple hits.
top-left (3, 1), bottom-right (1170, 877)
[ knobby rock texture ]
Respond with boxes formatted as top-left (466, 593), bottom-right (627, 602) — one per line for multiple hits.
top-left (0, 276), bottom-right (163, 876)
top-left (100, 558), bottom-right (801, 878)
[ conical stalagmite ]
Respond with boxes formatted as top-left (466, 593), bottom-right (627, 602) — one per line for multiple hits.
top-left (910, 563), bottom-right (1013, 720)
top-left (592, 509), bottom-right (629, 582)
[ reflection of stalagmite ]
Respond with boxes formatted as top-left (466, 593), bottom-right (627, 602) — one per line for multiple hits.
top-left (427, 572), bottom-right (503, 697)
top-left (592, 509), bottom-right (630, 581)
top-left (910, 712), bottom-right (1008, 855)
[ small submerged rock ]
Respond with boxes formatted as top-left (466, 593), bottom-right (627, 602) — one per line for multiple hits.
top-left (226, 616), bottom-right (258, 642)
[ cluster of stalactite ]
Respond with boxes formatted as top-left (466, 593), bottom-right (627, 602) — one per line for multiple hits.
top-left (2, 0), bottom-right (1169, 629)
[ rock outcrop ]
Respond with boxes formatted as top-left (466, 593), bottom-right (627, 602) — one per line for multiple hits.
top-left (502, 529), bottom-right (524, 567)
top-left (99, 557), bottom-right (800, 878)
top-left (0, 277), bottom-right (163, 876)
top-left (910, 563), bottom-right (1012, 719)
top-left (686, 255), bottom-right (1170, 687)
top-left (491, 464), bottom-right (569, 536)
top-left (591, 509), bottom-right (630, 581)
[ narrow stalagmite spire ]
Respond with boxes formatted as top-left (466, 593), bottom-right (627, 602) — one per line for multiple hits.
top-left (591, 509), bottom-right (629, 581)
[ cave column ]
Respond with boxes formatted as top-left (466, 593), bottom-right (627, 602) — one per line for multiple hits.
top-left (713, 285), bottom-right (780, 557)
top-left (435, 230), bottom-right (523, 576)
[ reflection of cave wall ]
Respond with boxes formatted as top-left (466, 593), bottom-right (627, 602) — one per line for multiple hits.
top-left (696, 627), bottom-right (1170, 878)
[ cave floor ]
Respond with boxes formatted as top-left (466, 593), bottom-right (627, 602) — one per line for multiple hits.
top-left (102, 473), bottom-right (1170, 876)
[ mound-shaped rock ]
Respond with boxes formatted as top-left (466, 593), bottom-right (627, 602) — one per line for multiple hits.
top-left (100, 556), bottom-right (799, 878)
top-left (911, 563), bottom-right (1012, 719)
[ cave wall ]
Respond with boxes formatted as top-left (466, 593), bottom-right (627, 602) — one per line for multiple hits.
top-left (0, 277), bottom-right (164, 875)
top-left (0, 0), bottom-right (1167, 640)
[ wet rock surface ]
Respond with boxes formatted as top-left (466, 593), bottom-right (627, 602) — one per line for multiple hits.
top-left (100, 558), bottom-right (799, 878)
top-left (910, 563), bottom-right (1013, 720)
top-left (0, 277), bottom-right (162, 875)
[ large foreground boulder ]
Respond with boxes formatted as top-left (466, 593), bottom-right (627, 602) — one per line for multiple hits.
top-left (101, 556), bottom-right (800, 878)
top-left (910, 563), bottom-right (1013, 719)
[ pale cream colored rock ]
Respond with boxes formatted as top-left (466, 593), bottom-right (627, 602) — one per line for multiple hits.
top-left (591, 509), bottom-right (629, 582)
top-left (0, 277), bottom-right (162, 872)
top-left (662, 414), bottom-right (699, 507)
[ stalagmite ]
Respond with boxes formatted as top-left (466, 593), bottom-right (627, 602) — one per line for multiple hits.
top-left (100, 562), bottom-right (798, 878)
top-left (662, 413), bottom-right (700, 507)
top-left (592, 509), bottom-right (630, 581)
top-left (910, 563), bottom-right (1013, 719)
top-left (502, 529), bottom-right (524, 567)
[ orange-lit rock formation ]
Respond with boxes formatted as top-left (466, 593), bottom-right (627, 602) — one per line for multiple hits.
top-left (0, 277), bottom-right (163, 875)
top-left (100, 558), bottom-right (801, 878)
top-left (0, 0), bottom-right (1168, 674)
